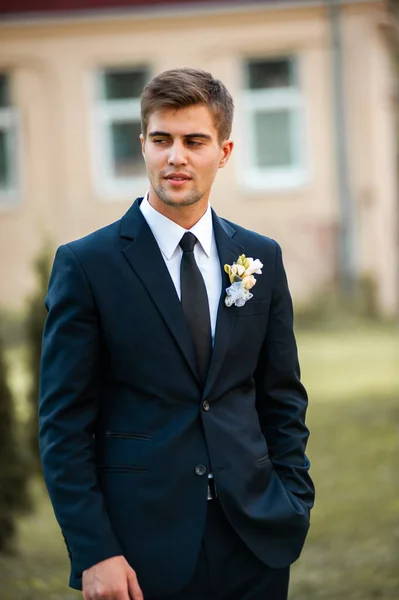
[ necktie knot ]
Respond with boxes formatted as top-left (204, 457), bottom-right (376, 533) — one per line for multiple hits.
top-left (180, 232), bottom-right (197, 253)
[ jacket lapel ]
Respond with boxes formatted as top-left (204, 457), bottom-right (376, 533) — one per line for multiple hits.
top-left (203, 212), bottom-right (243, 399)
top-left (120, 199), bottom-right (200, 384)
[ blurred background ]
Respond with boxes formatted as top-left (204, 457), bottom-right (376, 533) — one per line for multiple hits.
top-left (0, 0), bottom-right (398, 598)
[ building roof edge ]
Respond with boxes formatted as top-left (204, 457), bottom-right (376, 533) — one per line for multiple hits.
top-left (0, 0), bottom-right (385, 28)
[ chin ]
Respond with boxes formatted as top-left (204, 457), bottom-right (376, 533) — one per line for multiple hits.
top-left (156, 188), bottom-right (202, 208)
top-left (165, 197), bottom-right (200, 208)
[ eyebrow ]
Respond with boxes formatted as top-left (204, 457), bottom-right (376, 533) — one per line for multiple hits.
top-left (148, 131), bottom-right (212, 141)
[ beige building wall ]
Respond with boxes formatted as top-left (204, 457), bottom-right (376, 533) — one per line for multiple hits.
top-left (0, 1), bottom-right (397, 315)
top-left (344, 4), bottom-right (399, 315)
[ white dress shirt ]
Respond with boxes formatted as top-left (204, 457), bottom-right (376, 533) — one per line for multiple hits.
top-left (140, 193), bottom-right (222, 342)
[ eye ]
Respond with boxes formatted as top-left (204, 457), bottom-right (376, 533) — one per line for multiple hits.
top-left (153, 138), bottom-right (169, 145)
top-left (187, 140), bottom-right (202, 147)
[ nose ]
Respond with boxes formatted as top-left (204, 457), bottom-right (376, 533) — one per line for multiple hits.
top-left (168, 140), bottom-right (188, 166)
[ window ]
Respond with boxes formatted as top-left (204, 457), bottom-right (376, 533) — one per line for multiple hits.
top-left (0, 74), bottom-right (18, 205)
top-left (242, 57), bottom-right (307, 190)
top-left (92, 66), bottom-right (149, 198)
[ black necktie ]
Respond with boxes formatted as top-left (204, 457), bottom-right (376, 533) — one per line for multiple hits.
top-left (179, 232), bottom-right (212, 383)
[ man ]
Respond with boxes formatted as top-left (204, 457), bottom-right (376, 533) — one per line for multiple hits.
top-left (39, 68), bottom-right (314, 600)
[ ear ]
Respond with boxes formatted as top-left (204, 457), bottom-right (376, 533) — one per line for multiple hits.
top-left (219, 139), bottom-right (234, 169)
top-left (140, 133), bottom-right (146, 158)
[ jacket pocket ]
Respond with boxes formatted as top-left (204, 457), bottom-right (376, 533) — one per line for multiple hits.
top-left (96, 465), bottom-right (149, 473)
top-left (97, 432), bottom-right (152, 470)
top-left (236, 300), bottom-right (270, 317)
top-left (104, 431), bottom-right (151, 440)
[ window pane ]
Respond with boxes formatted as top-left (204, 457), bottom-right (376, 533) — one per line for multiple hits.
top-left (103, 69), bottom-right (148, 100)
top-left (0, 74), bottom-right (10, 108)
top-left (254, 110), bottom-right (293, 168)
top-left (0, 129), bottom-right (11, 189)
top-left (110, 120), bottom-right (145, 178)
top-left (248, 59), bottom-right (293, 90)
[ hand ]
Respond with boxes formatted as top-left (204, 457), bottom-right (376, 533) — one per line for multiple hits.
top-left (82, 555), bottom-right (144, 600)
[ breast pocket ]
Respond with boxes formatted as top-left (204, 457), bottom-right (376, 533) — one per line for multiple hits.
top-left (236, 300), bottom-right (270, 317)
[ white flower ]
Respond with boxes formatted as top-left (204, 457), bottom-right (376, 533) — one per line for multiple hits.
top-left (224, 281), bottom-right (253, 307)
top-left (229, 264), bottom-right (245, 280)
top-left (244, 258), bottom-right (263, 276)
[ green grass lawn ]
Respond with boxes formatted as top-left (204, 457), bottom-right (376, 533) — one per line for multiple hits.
top-left (1, 324), bottom-right (398, 599)
top-left (290, 396), bottom-right (399, 599)
top-left (297, 324), bottom-right (399, 403)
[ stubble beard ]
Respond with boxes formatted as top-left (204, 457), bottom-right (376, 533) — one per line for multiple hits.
top-left (154, 181), bottom-right (204, 208)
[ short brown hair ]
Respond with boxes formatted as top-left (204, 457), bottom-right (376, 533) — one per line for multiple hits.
top-left (140, 67), bottom-right (234, 144)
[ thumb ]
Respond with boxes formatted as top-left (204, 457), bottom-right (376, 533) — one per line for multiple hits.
top-left (127, 568), bottom-right (144, 600)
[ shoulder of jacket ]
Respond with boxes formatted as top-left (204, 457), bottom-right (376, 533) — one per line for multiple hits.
top-left (219, 216), bottom-right (280, 253)
top-left (62, 219), bottom-right (121, 256)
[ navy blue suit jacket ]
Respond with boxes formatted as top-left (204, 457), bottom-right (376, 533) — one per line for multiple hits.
top-left (39, 198), bottom-right (314, 597)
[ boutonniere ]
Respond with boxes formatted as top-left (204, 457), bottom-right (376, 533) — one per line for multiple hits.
top-left (224, 254), bottom-right (263, 307)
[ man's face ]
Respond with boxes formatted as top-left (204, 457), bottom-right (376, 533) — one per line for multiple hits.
top-left (140, 104), bottom-right (233, 212)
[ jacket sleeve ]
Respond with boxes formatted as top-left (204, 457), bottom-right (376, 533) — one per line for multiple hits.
top-left (39, 244), bottom-right (123, 580)
top-left (255, 241), bottom-right (315, 512)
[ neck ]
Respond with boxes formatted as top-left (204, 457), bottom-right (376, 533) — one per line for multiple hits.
top-left (147, 191), bottom-right (209, 230)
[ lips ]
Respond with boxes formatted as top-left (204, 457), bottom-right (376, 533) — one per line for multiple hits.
top-left (165, 174), bottom-right (191, 181)
top-left (164, 174), bottom-right (192, 188)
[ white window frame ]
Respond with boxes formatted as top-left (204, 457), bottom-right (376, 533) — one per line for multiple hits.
top-left (91, 67), bottom-right (149, 201)
top-left (240, 56), bottom-right (308, 192)
top-left (0, 78), bottom-right (19, 207)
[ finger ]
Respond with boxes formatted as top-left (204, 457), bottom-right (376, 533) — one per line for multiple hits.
top-left (127, 572), bottom-right (144, 600)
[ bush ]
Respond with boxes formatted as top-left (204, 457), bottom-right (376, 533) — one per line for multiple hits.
top-left (294, 274), bottom-right (389, 330)
top-left (0, 308), bottom-right (26, 348)
top-left (0, 334), bottom-right (31, 552)
top-left (25, 244), bottom-right (53, 473)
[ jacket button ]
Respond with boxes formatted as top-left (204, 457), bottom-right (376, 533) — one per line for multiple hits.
top-left (195, 464), bottom-right (207, 476)
top-left (202, 400), bottom-right (210, 411)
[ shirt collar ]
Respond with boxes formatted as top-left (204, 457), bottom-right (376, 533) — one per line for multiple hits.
top-left (140, 191), bottom-right (213, 259)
